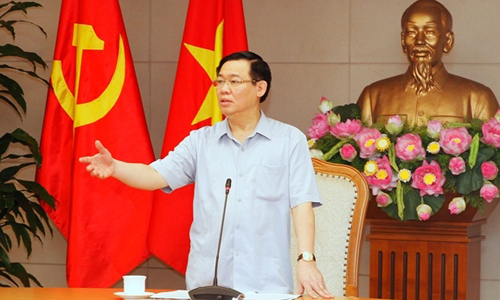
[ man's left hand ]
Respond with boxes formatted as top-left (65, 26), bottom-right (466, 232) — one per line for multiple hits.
top-left (297, 260), bottom-right (334, 298)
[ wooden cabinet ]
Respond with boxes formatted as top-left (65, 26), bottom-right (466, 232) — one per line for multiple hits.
top-left (366, 196), bottom-right (498, 300)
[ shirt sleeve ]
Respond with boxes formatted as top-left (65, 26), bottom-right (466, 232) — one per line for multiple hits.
top-left (288, 128), bottom-right (322, 208)
top-left (150, 131), bottom-right (198, 193)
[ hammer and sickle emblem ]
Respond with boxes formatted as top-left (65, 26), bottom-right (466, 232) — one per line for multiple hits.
top-left (51, 24), bottom-right (126, 127)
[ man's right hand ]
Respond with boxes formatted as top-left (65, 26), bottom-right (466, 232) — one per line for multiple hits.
top-left (79, 140), bottom-right (115, 180)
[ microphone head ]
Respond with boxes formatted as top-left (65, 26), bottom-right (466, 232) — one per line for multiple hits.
top-left (225, 178), bottom-right (231, 195)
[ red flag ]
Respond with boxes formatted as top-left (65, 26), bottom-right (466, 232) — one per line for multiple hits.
top-left (36, 0), bottom-right (154, 287)
top-left (148, 0), bottom-right (248, 273)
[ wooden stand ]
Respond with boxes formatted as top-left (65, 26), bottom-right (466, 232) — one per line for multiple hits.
top-left (366, 196), bottom-right (498, 300)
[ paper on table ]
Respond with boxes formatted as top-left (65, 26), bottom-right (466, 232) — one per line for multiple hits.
top-left (243, 291), bottom-right (300, 299)
top-left (151, 290), bottom-right (189, 299)
top-left (151, 290), bottom-right (299, 300)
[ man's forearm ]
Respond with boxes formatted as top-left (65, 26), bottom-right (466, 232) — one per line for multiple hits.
top-left (113, 160), bottom-right (169, 191)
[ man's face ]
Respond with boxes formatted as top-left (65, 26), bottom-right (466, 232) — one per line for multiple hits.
top-left (401, 5), bottom-right (449, 68)
top-left (215, 59), bottom-right (265, 118)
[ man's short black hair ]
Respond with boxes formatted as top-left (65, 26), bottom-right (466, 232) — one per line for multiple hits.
top-left (216, 51), bottom-right (272, 103)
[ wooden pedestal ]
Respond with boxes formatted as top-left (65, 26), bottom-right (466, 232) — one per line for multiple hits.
top-left (366, 197), bottom-right (498, 300)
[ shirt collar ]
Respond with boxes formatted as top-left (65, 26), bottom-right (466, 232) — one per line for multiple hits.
top-left (402, 63), bottom-right (449, 91)
top-left (217, 110), bottom-right (272, 141)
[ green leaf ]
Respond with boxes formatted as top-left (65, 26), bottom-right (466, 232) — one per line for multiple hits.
top-left (0, 268), bottom-right (20, 287)
top-left (16, 195), bottom-right (38, 233)
top-left (0, 20), bottom-right (46, 40)
top-left (388, 143), bottom-right (399, 172)
top-left (0, 94), bottom-right (23, 119)
top-left (3, 153), bottom-right (34, 160)
top-left (8, 219), bottom-right (32, 256)
top-left (332, 103), bottom-right (362, 121)
top-left (30, 201), bottom-right (53, 235)
top-left (18, 180), bottom-right (55, 209)
top-left (468, 133), bottom-right (480, 169)
top-left (0, 163), bottom-right (35, 183)
top-left (422, 194), bottom-right (446, 217)
top-left (6, 263), bottom-right (33, 287)
top-left (0, 72), bottom-right (26, 113)
top-left (2, 128), bottom-right (42, 166)
top-left (396, 181), bottom-right (404, 220)
top-left (0, 44), bottom-right (47, 70)
top-left (0, 244), bottom-right (11, 269)
top-left (322, 139), bottom-right (349, 161)
top-left (0, 227), bottom-right (13, 252)
top-left (0, 64), bottom-right (50, 84)
top-left (380, 188), bottom-right (445, 221)
top-left (457, 148), bottom-right (495, 194)
top-left (0, 19), bottom-right (16, 37)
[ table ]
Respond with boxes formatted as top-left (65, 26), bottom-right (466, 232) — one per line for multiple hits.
top-left (0, 288), bottom-right (385, 300)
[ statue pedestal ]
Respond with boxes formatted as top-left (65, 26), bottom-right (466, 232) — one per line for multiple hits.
top-left (366, 196), bottom-right (498, 300)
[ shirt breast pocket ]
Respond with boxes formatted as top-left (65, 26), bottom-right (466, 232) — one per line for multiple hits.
top-left (250, 164), bottom-right (288, 202)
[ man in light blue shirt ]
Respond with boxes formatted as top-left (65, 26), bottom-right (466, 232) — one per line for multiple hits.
top-left (80, 51), bottom-right (333, 298)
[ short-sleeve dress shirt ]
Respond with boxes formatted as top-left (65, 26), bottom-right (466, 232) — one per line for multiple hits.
top-left (150, 112), bottom-right (321, 293)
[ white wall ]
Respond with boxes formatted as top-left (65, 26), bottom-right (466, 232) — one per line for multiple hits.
top-left (2, 0), bottom-right (500, 298)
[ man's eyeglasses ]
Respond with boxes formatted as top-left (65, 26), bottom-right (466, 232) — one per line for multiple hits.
top-left (212, 78), bottom-right (257, 88)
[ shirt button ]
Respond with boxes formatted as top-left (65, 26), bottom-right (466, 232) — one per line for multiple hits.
top-left (418, 110), bottom-right (425, 116)
top-left (239, 173), bottom-right (243, 177)
top-left (238, 198), bottom-right (242, 202)
top-left (235, 251), bottom-right (239, 256)
top-left (236, 225), bottom-right (240, 229)
top-left (241, 147), bottom-right (245, 152)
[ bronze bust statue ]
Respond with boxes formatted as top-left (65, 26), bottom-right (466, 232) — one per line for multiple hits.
top-left (357, 0), bottom-right (499, 127)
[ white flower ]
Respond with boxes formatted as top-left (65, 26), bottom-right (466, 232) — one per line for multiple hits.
top-left (318, 97), bottom-right (334, 114)
top-left (310, 149), bottom-right (324, 159)
top-left (427, 141), bottom-right (440, 154)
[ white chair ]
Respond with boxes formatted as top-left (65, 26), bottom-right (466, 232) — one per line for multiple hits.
top-left (291, 158), bottom-right (370, 297)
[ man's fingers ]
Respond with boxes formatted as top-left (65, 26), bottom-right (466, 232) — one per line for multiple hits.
top-left (305, 286), bottom-right (319, 299)
top-left (315, 283), bottom-right (334, 298)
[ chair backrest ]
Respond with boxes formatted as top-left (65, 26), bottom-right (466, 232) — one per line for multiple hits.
top-left (291, 158), bottom-right (370, 297)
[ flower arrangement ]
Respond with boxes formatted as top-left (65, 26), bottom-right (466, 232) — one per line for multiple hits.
top-left (308, 97), bottom-right (500, 221)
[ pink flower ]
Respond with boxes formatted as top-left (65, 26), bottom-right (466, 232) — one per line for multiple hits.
top-left (480, 181), bottom-right (499, 202)
top-left (482, 118), bottom-right (500, 148)
top-left (330, 119), bottom-right (362, 139)
top-left (395, 133), bottom-right (426, 161)
top-left (353, 127), bottom-right (382, 159)
top-left (448, 156), bottom-right (466, 175)
top-left (481, 161), bottom-right (498, 180)
top-left (426, 120), bottom-right (443, 139)
top-left (385, 115), bottom-right (404, 135)
top-left (364, 155), bottom-right (398, 195)
top-left (376, 192), bottom-right (392, 207)
top-left (340, 143), bottom-right (357, 162)
top-left (308, 113), bottom-right (330, 139)
top-left (439, 127), bottom-right (472, 155)
top-left (448, 197), bottom-right (466, 215)
top-left (416, 204), bottom-right (432, 221)
top-left (411, 160), bottom-right (446, 196)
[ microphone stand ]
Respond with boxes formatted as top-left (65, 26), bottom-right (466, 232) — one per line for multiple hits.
top-left (188, 179), bottom-right (244, 300)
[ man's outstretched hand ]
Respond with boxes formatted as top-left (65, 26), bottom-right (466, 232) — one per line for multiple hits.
top-left (79, 140), bottom-right (115, 179)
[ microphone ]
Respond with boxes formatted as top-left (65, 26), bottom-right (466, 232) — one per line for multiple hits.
top-left (188, 178), bottom-right (244, 300)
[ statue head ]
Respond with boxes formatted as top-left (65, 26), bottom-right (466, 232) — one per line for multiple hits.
top-left (400, 0), bottom-right (455, 95)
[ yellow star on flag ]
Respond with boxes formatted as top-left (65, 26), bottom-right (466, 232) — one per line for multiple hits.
top-left (185, 21), bottom-right (224, 125)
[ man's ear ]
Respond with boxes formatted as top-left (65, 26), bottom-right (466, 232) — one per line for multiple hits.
top-left (256, 80), bottom-right (267, 98)
top-left (444, 31), bottom-right (454, 53)
top-left (401, 31), bottom-right (407, 53)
